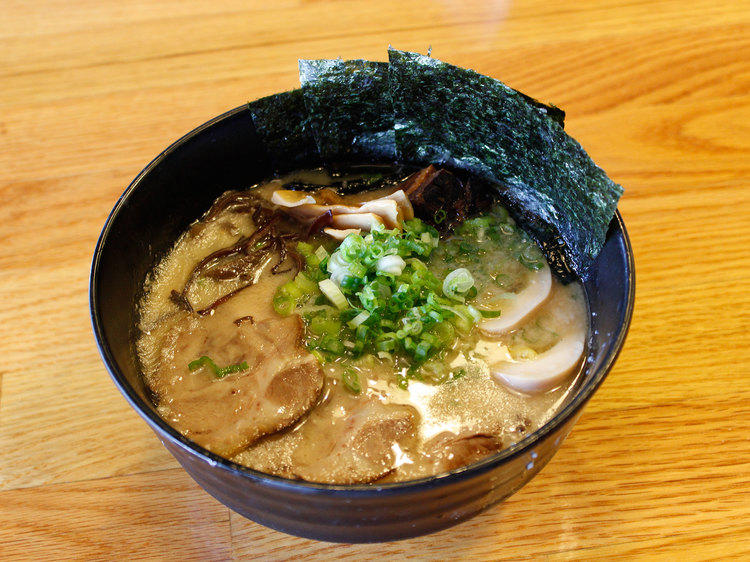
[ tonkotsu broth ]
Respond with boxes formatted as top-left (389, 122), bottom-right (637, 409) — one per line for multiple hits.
top-left (137, 168), bottom-right (588, 484)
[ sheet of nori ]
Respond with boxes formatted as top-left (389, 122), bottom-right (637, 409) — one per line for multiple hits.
top-left (299, 59), bottom-right (396, 163)
top-left (247, 89), bottom-right (320, 173)
top-left (517, 93), bottom-right (565, 128)
top-left (388, 48), bottom-right (623, 278)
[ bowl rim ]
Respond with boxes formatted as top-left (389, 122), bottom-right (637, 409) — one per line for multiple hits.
top-left (90, 104), bottom-right (636, 496)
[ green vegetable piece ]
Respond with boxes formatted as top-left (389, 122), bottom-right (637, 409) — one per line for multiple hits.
top-left (273, 294), bottom-right (295, 316)
top-left (396, 373), bottom-right (409, 390)
top-left (479, 309), bottom-right (503, 318)
top-left (442, 267), bottom-right (475, 301)
top-left (319, 278), bottom-right (350, 310)
top-left (294, 272), bottom-right (318, 294)
top-left (188, 356), bottom-right (249, 378)
top-left (288, 212), bottom-right (488, 378)
top-left (273, 280), bottom-right (306, 316)
top-left (388, 48), bottom-right (623, 278)
top-left (342, 368), bottom-right (362, 394)
top-left (299, 59), bottom-right (396, 163)
top-left (310, 349), bottom-right (327, 364)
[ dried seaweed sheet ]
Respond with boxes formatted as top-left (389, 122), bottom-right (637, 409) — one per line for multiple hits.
top-left (517, 93), bottom-right (565, 128)
top-left (387, 48), bottom-right (623, 277)
top-left (247, 89), bottom-right (320, 173)
top-left (299, 59), bottom-right (396, 163)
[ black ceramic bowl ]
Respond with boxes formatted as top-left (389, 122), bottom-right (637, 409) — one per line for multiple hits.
top-left (90, 105), bottom-right (635, 543)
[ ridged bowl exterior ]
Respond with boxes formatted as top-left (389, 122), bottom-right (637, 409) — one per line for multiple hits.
top-left (162, 412), bottom-right (580, 542)
top-left (90, 105), bottom-right (634, 543)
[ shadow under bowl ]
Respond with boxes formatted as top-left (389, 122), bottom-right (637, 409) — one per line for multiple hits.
top-left (90, 105), bottom-right (635, 543)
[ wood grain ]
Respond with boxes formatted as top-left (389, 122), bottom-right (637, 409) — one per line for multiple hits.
top-left (1, 0), bottom-right (748, 559)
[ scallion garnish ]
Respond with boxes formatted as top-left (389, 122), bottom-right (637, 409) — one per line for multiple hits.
top-left (442, 268), bottom-right (475, 301)
top-left (319, 279), bottom-right (349, 310)
top-left (375, 254), bottom-right (406, 276)
top-left (342, 368), bottom-right (361, 394)
top-left (188, 356), bottom-right (249, 378)
top-left (292, 219), bottom-right (485, 375)
top-left (479, 309), bottom-right (503, 318)
top-left (272, 207), bottom-right (545, 387)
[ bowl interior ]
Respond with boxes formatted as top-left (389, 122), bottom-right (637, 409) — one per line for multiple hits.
top-left (91, 105), bottom-right (634, 490)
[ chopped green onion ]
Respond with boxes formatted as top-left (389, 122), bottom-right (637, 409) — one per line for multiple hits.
top-left (188, 356), bottom-right (249, 378)
top-left (340, 275), bottom-right (362, 291)
top-left (319, 279), bottom-right (349, 310)
top-left (273, 211), bottom-right (501, 380)
top-left (396, 371), bottom-right (409, 390)
top-left (342, 368), bottom-right (361, 394)
top-left (273, 280), bottom-right (307, 315)
top-left (479, 309), bottom-right (502, 318)
top-left (347, 261), bottom-right (367, 279)
top-left (348, 310), bottom-right (370, 328)
top-left (339, 233), bottom-right (366, 261)
top-left (414, 340), bottom-right (431, 362)
top-left (306, 310), bottom-right (341, 336)
top-left (444, 305), bottom-right (474, 332)
top-left (434, 209), bottom-right (447, 224)
top-left (355, 324), bottom-right (369, 342)
top-left (273, 294), bottom-right (295, 316)
top-left (296, 241), bottom-right (315, 256)
top-left (376, 255), bottom-right (406, 276)
top-left (452, 367), bottom-right (467, 380)
top-left (310, 349), bottom-right (326, 364)
top-left (466, 305), bottom-right (482, 323)
top-left (293, 272), bottom-right (318, 294)
top-left (369, 243), bottom-right (386, 260)
top-left (442, 268), bottom-right (475, 301)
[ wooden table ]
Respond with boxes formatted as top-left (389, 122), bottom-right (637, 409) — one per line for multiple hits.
top-left (2, 1), bottom-right (748, 559)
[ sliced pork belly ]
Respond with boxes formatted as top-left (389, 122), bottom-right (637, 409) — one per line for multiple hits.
top-left (289, 386), bottom-right (419, 484)
top-left (386, 431), bottom-right (504, 481)
top-left (150, 315), bottom-right (323, 457)
top-left (421, 432), bottom-right (504, 473)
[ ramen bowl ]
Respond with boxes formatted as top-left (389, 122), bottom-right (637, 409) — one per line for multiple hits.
top-left (90, 105), bottom-right (634, 543)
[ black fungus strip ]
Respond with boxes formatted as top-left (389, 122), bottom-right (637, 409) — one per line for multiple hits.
top-left (169, 290), bottom-right (194, 312)
top-left (270, 238), bottom-right (294, 274)
top-left (194, 283), bottom-right (257, 316)
top-left (203, 191), bottom-right (261, 222)
top-left (176, 198), bottom-right (304, 315)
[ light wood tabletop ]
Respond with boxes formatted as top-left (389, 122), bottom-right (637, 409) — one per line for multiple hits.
top-left (1, 0), bottom-right (749, 559)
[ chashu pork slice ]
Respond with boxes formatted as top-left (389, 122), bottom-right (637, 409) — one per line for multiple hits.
top-left (385, 431), bottom-right (504, 481)
top-left (289, 383), bottom-right (419, 484)
top-left (420, 432), bottom-right (504, 474)
top-left (150, 315), bottom-right (324, 457)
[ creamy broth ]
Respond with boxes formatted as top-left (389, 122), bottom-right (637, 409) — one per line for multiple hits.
top-left (137, 168), bottom-right (588, 483)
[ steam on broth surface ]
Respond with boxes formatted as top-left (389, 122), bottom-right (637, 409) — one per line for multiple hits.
top-left (137, 166), bottom-right (588, 484)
